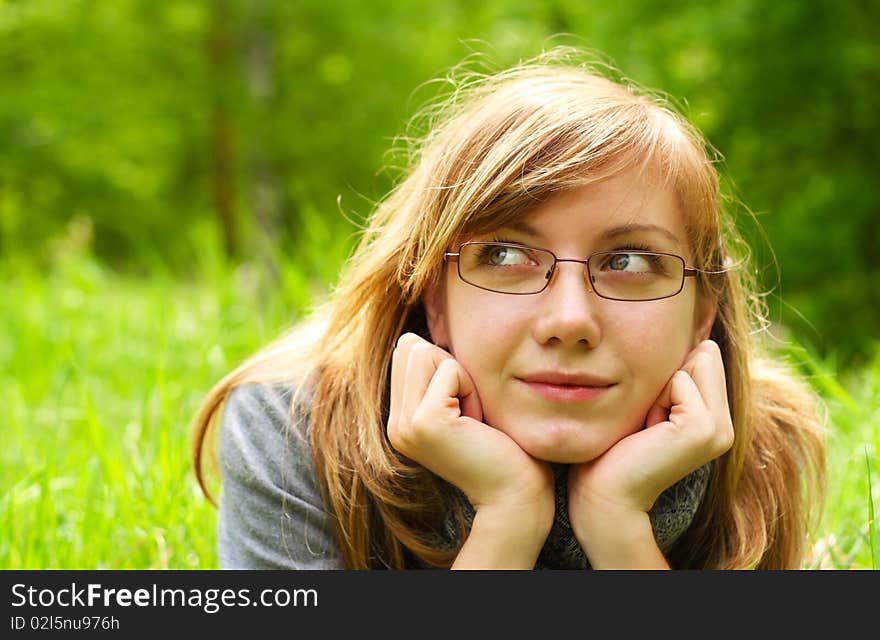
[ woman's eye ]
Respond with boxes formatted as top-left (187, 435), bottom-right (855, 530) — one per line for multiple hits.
top-left (605, 252), bottom-right (654, 273)
top-left (484, 245), bottom-right (531, 266)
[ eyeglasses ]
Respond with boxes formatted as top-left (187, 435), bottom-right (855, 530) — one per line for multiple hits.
top-left (444, 241), bottom-right (698, 301)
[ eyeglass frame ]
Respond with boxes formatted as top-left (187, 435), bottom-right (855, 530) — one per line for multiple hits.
top-left (443, 240), bottom-right (700, 302)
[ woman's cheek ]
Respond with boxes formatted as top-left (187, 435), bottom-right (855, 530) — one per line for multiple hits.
top-left (633, 299), bottom-right (694, 351)
top-left (447, 293), bottom-right (524, 354)
top-left (622, 304), bottom-right (694, 385)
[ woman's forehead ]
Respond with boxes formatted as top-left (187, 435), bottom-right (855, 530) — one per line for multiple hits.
top-left (458, 168), bottom-right (690, 249)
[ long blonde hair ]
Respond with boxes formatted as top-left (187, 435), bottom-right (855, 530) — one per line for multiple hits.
top-left (192, 48), bottom-right (825, 569)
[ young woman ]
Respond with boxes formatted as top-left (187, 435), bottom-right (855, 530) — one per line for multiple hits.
top-left (191, 48), bottom-right (825, 569)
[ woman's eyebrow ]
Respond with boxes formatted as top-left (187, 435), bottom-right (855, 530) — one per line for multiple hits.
top-left (503, 220), bottom-right (545, 239)
top-left (502, 221), bottom-right (682, 246)
top-left (602, 223), bottom-right (682, 246)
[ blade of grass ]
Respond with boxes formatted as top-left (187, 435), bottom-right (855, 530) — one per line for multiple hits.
top-left (867, 447), bottom-right (877, 570)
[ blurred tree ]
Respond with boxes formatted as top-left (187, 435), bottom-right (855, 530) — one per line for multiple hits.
top-left (207, 0), bottom-right (239, 259)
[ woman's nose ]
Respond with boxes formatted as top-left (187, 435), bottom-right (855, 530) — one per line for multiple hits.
top-left (530, 261), bottom-right (602, 348)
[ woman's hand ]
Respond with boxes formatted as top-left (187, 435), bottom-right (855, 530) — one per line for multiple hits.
top-left (387, 333), bottom-right (553, 512)
top-left (567, 339), bottom-right (734, 567)
top-left (387, 333), bottom-right (555, 568)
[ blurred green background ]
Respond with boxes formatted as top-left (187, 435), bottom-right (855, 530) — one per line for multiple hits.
top-left (3, 0), bottom-right (878, 360)
top-left (2, 0), bottom-right (878, 569)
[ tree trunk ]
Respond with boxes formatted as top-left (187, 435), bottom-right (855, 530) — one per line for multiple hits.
top-left (245, 0), bottom-right (281, 281)
top-left (207, 0), bottom-right (237, 259)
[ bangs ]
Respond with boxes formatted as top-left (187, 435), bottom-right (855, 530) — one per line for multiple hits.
top-left (452, 95), bottom-right (717, 248)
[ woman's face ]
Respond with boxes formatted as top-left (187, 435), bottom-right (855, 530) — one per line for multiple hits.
top-left (424, 166), bottom-right (716, 463)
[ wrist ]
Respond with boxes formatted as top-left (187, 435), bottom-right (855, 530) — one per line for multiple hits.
top-left (573, 501), bottom-right (669, 570)
top-left (451, 495), bottom-right (554, 570)
top-left (471, 470), bottom-right (555, 535)
top-left (477, 490), bottom-right (555, 538)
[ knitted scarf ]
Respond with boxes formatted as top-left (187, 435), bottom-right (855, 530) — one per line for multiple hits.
top-left (441, 462), bottom-right (711, 569)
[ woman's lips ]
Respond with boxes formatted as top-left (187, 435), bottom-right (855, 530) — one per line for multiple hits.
top-left (517, 379), bottom-right (615, 402)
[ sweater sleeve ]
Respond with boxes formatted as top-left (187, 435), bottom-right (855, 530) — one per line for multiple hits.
top-left (216, 383), bottom-right (344, 569)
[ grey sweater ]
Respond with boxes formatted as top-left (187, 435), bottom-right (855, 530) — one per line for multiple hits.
top-left (217, 383), bottom-right (344, 569)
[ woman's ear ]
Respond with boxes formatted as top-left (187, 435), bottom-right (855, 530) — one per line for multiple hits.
top-left (693, 296), bottom-right (718, 347)
top-left (421, 278), bottom-right (450, 349)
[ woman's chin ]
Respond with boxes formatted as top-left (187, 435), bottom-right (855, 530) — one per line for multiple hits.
top-left (524, 445), bottom-right (605, 465)
top-left (486, 407), bottom-right (643, 465)
top-left (504, 424), bottom-right (616, 465)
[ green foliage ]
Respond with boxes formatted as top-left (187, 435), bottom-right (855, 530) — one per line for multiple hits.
top-left (1, 0), bottom-right (877, 363)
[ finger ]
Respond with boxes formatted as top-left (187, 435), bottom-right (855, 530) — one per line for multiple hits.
top-left (645, 344), bottom-right (716, 427)
top-left (644, 393), bottom-right (669, 428)
top-left (666, 369), bottom-right (708, 425)
top-left (646, 371), bottom-right (677, 420)
top-left (399, 338), bottom-right (453, 425)
top-left (681, 341), bottom-right (730, 424)
top-left (421, 357), bottom-right (483, 423)
top-left (389, 333), bottom-right (419, 431)
top-left (668, 368), bottom-right (734, 458)
top-left (646, 369), bottom-right (707, 431)
top-left (680, 341), bottom-right (726, 404)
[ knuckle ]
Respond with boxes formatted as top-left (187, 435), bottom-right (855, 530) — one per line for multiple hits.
top-left (703, 339), bottom-right (721, 355)
top-left (388, 407), bottom-right (426, 452)
top-left (390, 423), bottom-right (417, 455)
top-left (692, 423), bottom-right (716, 450)
top-left (408, 340), bottom-right (436, 365)
top-left (409, 405), bottom-right (434, 437)
top-left (410, 340), bottom-right (432, 356)
top-left (436, 356), bottom-right (457, 375)
top-left (396, 332), bottom-right (421, 350)
top-left (683, 412), bottom-right (716, 449)
top-left (386, 416), bottom-right (404, 449)
top-left (716, 421), bottom-right (735, 452)
top-left (695, 418), bottom-right (734, 457)
top-left (691, 351), bottom-right (712, 369)
top-left (702, 341), bottom-right (724, 365)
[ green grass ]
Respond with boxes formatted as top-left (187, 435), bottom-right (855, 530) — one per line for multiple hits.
top-left (1, 249), bottom-right (318, 569)
top-left (1, 253), bottom-right (878, 569)
top-left (785, 341), bottom-right (880, 569)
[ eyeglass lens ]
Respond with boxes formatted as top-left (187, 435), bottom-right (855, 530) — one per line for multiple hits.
top-left (457, 242), bottom-right (685, 300)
